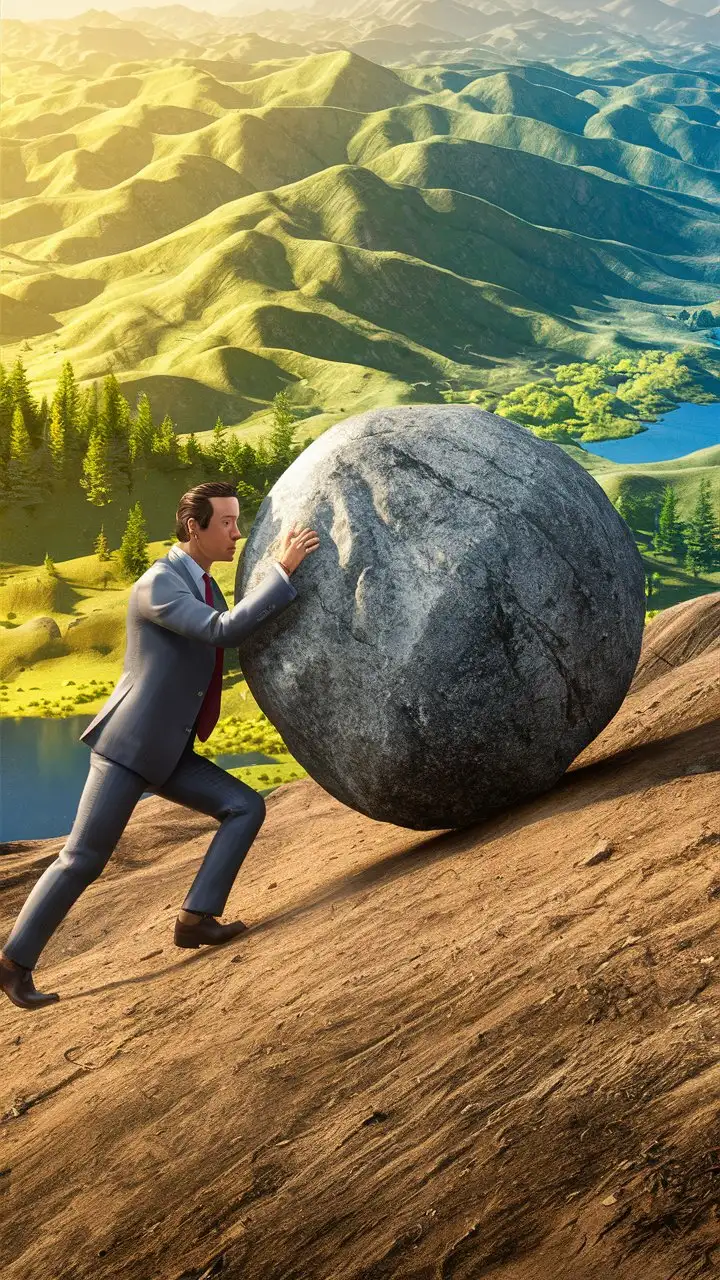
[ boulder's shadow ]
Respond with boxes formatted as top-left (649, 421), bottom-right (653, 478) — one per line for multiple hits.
top-left (69, 719), bottom-right (717, 1002)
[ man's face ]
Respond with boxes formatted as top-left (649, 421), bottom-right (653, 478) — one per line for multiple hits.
top-left (194, 496), bottom-right (243, 562)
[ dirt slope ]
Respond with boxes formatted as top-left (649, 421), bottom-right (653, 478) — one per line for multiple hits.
top-left (1, 595), bottom-right (718, 1280)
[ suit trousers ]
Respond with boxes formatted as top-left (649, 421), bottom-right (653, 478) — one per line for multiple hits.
top-left (2, 732), bottom-right (266, 971)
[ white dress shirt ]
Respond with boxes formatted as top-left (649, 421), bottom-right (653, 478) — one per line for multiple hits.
top-left (170, 544), bottom-right (291, 591)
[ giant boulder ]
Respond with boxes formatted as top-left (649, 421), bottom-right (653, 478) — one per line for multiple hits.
top-left (236, 405), bottom-right (646, 829)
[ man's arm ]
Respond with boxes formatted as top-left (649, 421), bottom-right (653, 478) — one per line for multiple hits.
top-left (137, 563), bottom-right (297, 647)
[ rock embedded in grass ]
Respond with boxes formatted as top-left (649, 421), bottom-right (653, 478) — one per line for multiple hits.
top-left (236, 404), bottom-right (646, 829)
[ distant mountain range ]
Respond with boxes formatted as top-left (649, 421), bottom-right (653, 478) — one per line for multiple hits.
top-left (1, 5), bottom-right (718, 428)
top-left (5, 1), bottom-right (719, 62)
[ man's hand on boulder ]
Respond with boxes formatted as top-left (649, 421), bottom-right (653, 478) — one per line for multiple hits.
top-left (278, 525), bottom-right (320, 575)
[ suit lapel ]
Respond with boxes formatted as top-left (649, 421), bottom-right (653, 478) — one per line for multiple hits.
top-left (210, 578), bottom-right (228, 611)
top-left (164, 555), bottom-right (231, 609)
top-left (164, 551), bottom-right (206, 603)
top-left (209, 578), bottom-right (237, 672)
top-left (162, 555), bottom-right (235, 670)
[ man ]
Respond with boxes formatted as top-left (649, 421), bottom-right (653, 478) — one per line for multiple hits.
top-left (0, 481), bottom-right (320, 1010)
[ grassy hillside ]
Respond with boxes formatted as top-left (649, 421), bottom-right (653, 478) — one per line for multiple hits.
top-left (1, 41), bottom-right (719, 433)
top-left (1, 14), bottom-right (718, 748)
top-left (584, 443), bottom-right (720, 609)
top-left (0, 467), bottom-right (204, 565)
top-left (0, 534), bottom-right (259, 715)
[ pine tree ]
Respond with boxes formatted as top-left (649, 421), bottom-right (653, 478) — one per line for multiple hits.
top-left (684, 479), bottom-right (719, 576)
top-left (77, 381), bottom-right (99, 450)
top-left (207, 416), bottom-right (228, 476)
top-left (150, 414), bottom-right (179, 470)
top-left (9, 357), bottom-right (39, 446)
top-left (51, 361), bottom-right (82, 467)
top-left (234, 478), bottom-right (263, 519)
top-left (130, 392), bottom-right (154, 464)
top-left (653, 484), bottom-right (684, 558)
top-left (254, 436), bottom-right (271, 494)
top-left (99, 373), bottom-right (128, 437)
top-left (7, 405), bottom-right (36, 504)
top-left (80, 423), bottom-right (112, 506)
top-left (268, 391), bottom-right (299, 472)
top-left (118, 501), bottom-right (150, 579)
top-left (99, 373), bottom-right (132, 492)
top-left (34, 394), bottom-right (55, 498)
top-left (0, 361), bottom-right (13, 470)
top-left (94, 525), bottom-right (111, 561)
top-left (44, 552), bottom-right (57, 576)
top-left (48, 400), bottom-right (66, 478)
top-left (53, 359), bottom-right (80, 418)
top-left (179, 430), bottom-right (204, 469)
top-left (261, 390), bottom-right (300, 487)
top-left (38, 394), bottom-right (49, 436)
top-left (225, 436), bottom-right (258, 488)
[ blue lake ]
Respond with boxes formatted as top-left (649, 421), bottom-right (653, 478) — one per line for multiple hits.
top-left (580, 400), bottom-right (720, 464)
top-left (0, 715), bottom-right (280, 843)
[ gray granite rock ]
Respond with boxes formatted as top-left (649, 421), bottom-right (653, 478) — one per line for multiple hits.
top-left (236, 405), bottom-right (646, 830)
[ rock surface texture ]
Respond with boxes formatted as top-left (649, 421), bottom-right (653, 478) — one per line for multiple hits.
top-left (236, 405), bottom-right (646, 828)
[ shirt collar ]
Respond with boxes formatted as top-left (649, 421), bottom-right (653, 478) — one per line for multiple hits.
top-left (169, 543), bottom-right (209, 591)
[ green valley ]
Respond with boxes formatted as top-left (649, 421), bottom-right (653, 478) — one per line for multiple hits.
top-left (1, 4), bottom-right (718, 783)
top-left (1, 23), bottom-right (719, 435)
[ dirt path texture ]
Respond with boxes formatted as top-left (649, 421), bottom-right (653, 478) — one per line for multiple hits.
top-left (1, 593), bottom-right (718, 1280)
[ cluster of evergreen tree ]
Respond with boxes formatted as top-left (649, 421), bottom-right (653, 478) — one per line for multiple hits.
top-left (615, 479), bottom-right (720, 577)
top-left (0, 357), bottom-right (310, 514)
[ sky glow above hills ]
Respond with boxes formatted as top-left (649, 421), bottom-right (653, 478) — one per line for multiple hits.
top-left (1, 1), bottom-right (306, 19)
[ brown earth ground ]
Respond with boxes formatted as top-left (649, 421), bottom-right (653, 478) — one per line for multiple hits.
top-left (1, 595), bottom-right (718, 1280)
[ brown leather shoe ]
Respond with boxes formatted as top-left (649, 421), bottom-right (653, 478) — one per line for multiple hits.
top-left (173, 913), bottom-right (249, 949)
top-left (0, 956), bottom-right (60, 1010)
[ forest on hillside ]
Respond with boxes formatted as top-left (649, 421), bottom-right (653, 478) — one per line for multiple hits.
top-left (0, 358), bottom-right (310, 519)
top-left (1, 345), bottom-right (716, 510)
top-left (1, 347), bottom-right (718, 581)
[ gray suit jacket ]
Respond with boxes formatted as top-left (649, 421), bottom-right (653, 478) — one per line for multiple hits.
top-left (80, 551), bottom-right (297, 786)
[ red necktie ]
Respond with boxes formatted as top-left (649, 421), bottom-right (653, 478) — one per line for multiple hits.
top-left (195, 571), bottom-right (224, 742)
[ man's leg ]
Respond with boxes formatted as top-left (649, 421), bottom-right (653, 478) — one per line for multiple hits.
top-left (2, 750), bottom-right (148, 973)
top-left (153, 745), bottom-right (266, 928)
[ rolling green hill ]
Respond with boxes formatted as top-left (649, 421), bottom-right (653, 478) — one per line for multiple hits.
top-left (1, 35), bottom-right (718, 434)
top-left (0, 7), bottom-right (718, 737)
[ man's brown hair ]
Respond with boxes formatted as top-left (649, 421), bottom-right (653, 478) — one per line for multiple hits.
top-left (175, 481), bottom-right (238, 541)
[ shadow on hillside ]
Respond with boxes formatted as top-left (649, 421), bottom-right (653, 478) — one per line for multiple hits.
top-left (119, 371), bottom-right (290, 431)
top-left (640, 550), bottom-right (719, 610)
top-left (565, 717), bottom-right (719, 779)
top-left (63, 721), bottom-right (718, 1003)
top-left (255, 722), bottom-right (719, 910)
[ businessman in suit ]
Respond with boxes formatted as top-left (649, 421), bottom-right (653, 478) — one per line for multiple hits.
top-left (0, 480), bottom-right (320, 1010)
